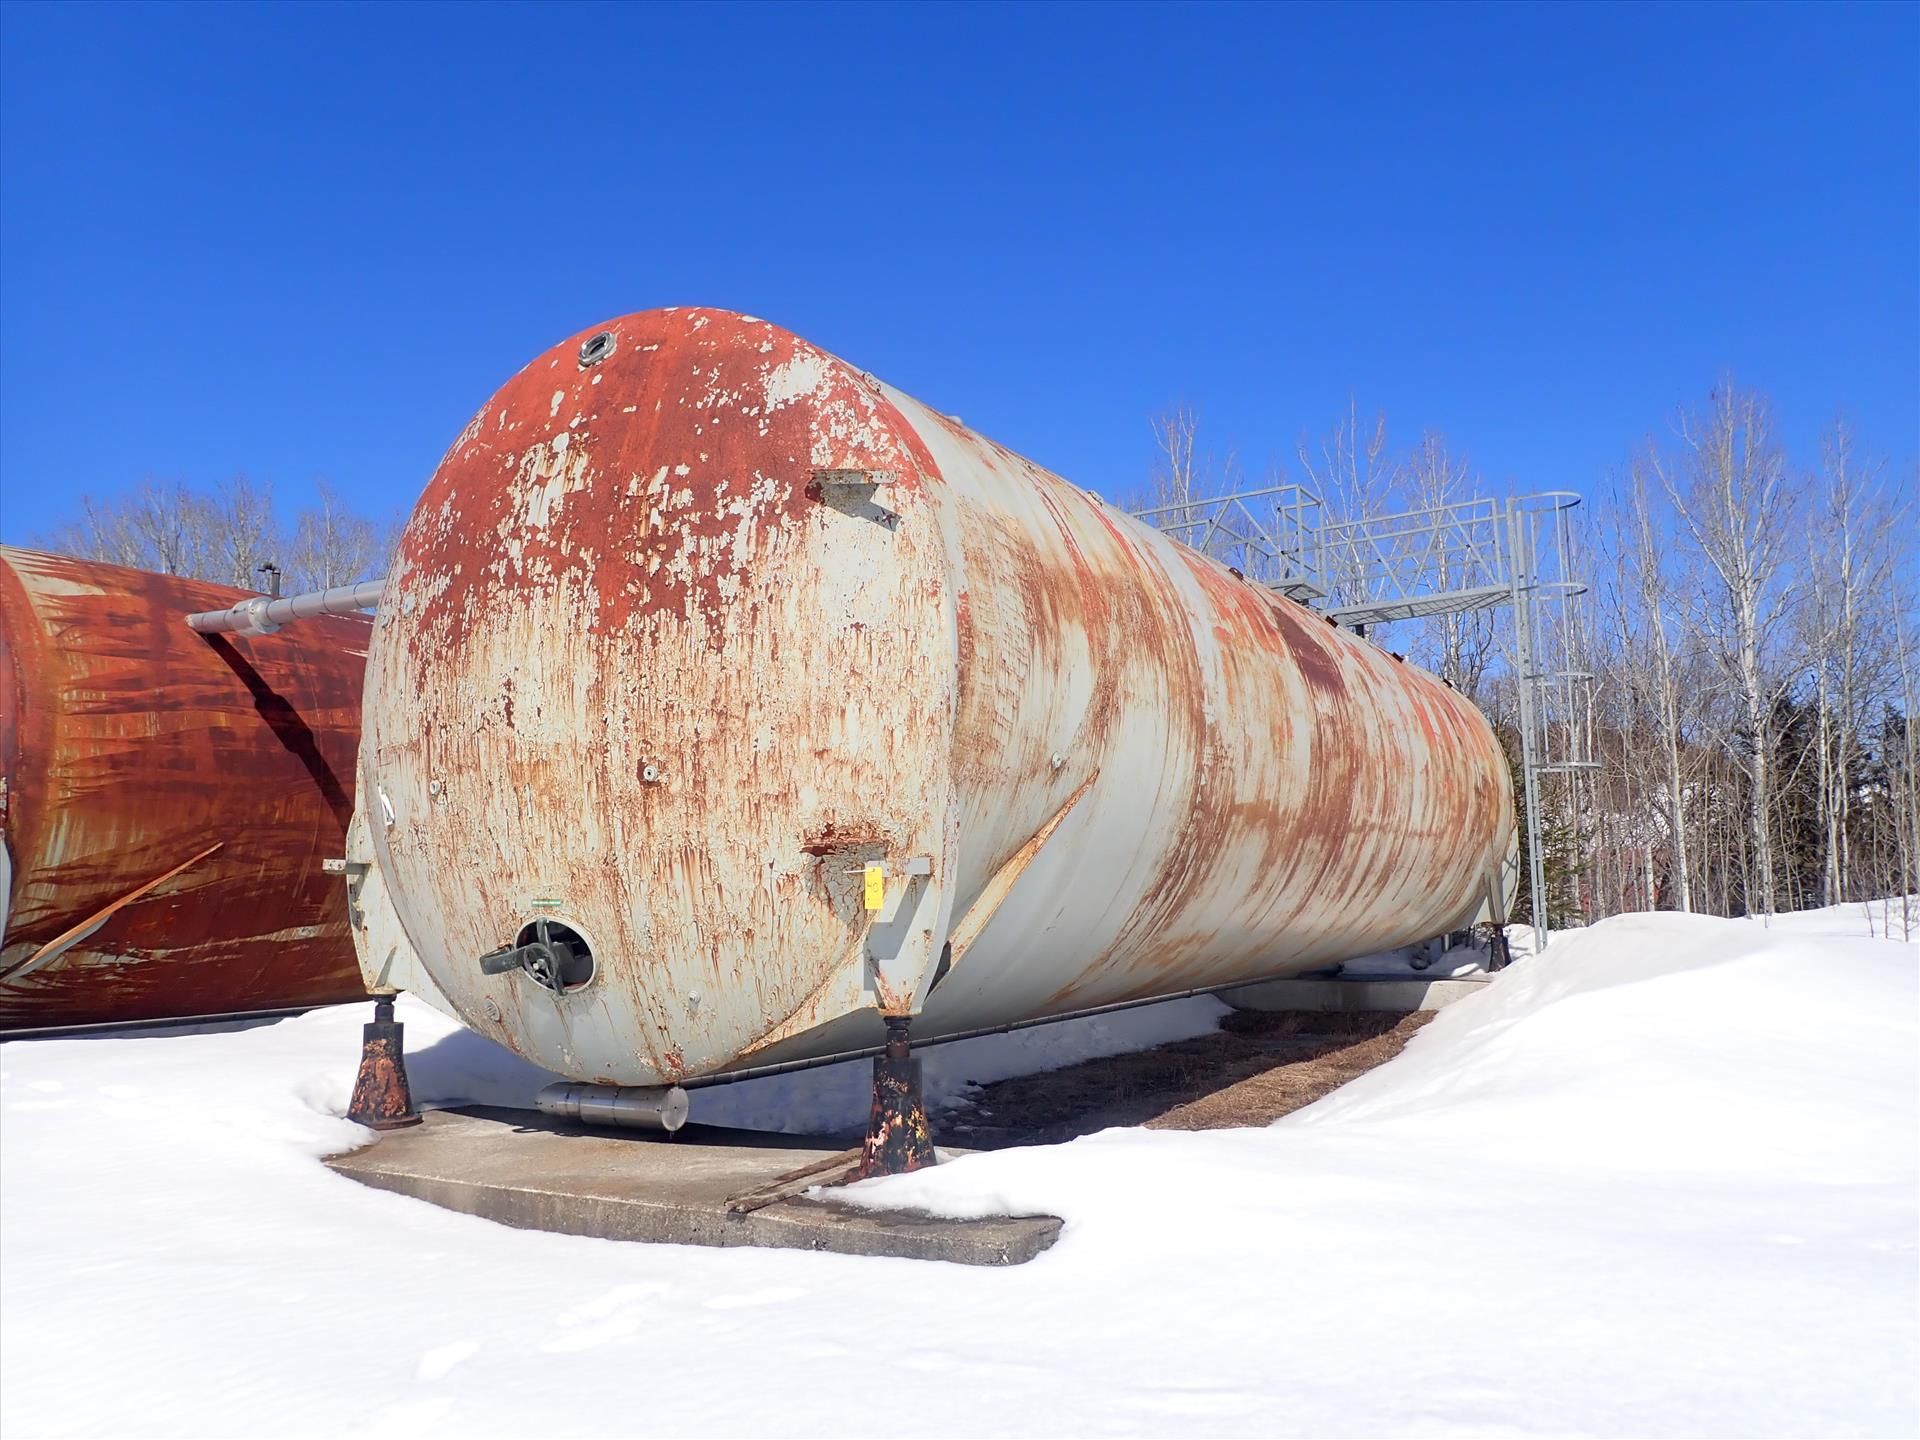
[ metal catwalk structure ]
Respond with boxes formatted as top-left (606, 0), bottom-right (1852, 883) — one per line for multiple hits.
top-left (1131, 484), bottom-right (1598, 951)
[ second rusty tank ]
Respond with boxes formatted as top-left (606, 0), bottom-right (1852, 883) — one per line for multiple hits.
top-left (347, 308), bottom-right (1515, 1086)
top-left (1, 547), bottom-right (371, 1029)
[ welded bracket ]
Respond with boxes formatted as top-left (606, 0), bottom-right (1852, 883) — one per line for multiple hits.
top-left (862, 857), bottom-right (940, 1013)
top-left (856, 856), bottom-right (933, 924)
top-left (812, 467), bottom-right (899, 523)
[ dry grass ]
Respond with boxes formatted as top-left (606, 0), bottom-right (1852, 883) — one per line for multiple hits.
top-left (941, 1010), bottom-right (1432, 1148)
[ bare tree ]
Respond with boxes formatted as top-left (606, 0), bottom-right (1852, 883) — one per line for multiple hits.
top-left (200, 475), bottom-right (279, 588)
top-left (1806, 422), bottom-right (1909, 903)
top-left (1295, 398), bottom-right (1408, 622)
top-left (1142, 406), bottom-right (1247, 562)
top-left (1295, 396), bottom-right (1403, 523)
top-left (1616, 453), bottom-right (1699, 910)
top-left (1404, 430), bottom-right (1498, 699)
top-left (285, 479), bottom-right (383, 591)
top-left (41, 480), bottom-right (213, 577)
top-left (1148, 405), bottom-right (1202, 516)
top-left (1656, 384), bottom-right (1800, 915)
top-left (34, 474), bottom-right (388, 595)
top-left (1891, 603), bottom-right (1920, 937)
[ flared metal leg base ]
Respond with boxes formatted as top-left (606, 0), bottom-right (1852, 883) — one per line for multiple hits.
top-left (346, 997), bottom-right (421, 1130)
top-left (860, 1016), bottom-right (936, 1178)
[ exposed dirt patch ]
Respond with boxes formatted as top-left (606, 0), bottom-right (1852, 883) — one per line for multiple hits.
top-left (941, 1009), bottom-right (1432, 1149)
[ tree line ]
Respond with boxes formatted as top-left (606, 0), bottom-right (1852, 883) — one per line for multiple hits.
top-left (1141, 384), bottom-right (1917, 935)
top-left (36, 476), bottom-right (392, 595)
top-left (1581, 393), bottom-right (1913, 933)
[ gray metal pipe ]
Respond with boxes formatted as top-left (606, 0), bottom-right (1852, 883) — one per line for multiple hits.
top-left (186, 578), bottom-right (386, 636)
top-left (681, 981), bottom-right (1244, 1089)
top-left (534, 1081), bottom-right (690, 1133)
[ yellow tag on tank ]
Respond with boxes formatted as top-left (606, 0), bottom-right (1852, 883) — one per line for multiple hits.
top-left (862, 864), bottom-right (886, 912)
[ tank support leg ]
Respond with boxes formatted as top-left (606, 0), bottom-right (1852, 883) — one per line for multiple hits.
top-left (860, 1016), bottom-right (935, 1177)
top-left (346, 996), bottom-right (421, 1130)
top-left (1488, 925), bottom-right (1513, 972)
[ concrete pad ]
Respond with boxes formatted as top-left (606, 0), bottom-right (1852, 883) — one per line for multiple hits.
top-left (1221, 974), bottom-right (1491, 1014)
top-left (325, 1107), bottom-right (1060, 1266)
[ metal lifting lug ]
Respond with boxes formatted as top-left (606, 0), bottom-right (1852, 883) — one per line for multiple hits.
top-left (811, 467), bottom-right (896, 490)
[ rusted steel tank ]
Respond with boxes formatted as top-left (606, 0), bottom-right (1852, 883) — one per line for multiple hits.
top-left (0, 547), bottom-right (370, 1028)
top-left (351, 308), bottom-right (1515, 1085)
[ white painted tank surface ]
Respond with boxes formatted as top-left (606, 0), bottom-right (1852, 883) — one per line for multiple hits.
top-left (348, 308), bottom-right (1514, 1086)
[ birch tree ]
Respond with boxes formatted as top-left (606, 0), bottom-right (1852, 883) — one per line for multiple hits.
top-left (1657, 384), bottom-right (1800, 915)
top-left (1604, 454), bottom-right (1700, 909)
top-left (1405, 430), bottom-right (1499, 699)
top-left (285, 479), bottom-right (385, 591)
top-left (1808, 422), bottom-right (1907, 902)
top-left (1296, 398), bottom-right (1406, 615)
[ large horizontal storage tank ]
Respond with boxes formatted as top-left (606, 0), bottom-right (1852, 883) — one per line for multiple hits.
top-left (0, 547), bottom-right (370, 1028)
top-left (350, 308), bottom-right (1514, 1086)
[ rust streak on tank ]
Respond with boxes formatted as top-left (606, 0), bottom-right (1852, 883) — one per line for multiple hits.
top-left (1, 547), bottom-right (371, 1029)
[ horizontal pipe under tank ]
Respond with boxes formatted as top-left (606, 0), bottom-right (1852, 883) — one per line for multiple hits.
top-left (680, 981), bottom-right (1263, 1089)
top-left (535, 1081), bottom-right (690, 1133)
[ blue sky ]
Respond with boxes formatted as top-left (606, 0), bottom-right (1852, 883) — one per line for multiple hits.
top-left (1, 1), bottom-right (1914, 544)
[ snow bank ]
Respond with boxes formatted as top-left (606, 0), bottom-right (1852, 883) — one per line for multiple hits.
top-left (2, 902), bottom-right (1913, 1438)
top-left (1760, 894), bottom-right (1918, 942)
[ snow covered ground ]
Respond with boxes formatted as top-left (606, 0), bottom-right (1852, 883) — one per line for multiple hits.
top-left (2, 903), bottom-right (1913, 1439)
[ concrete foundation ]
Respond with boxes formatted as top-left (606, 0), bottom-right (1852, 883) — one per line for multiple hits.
top-left (1221, 974), bottom-right (1491, 1013)
top-left (325, 1106), bottom-right (1059, 1266)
